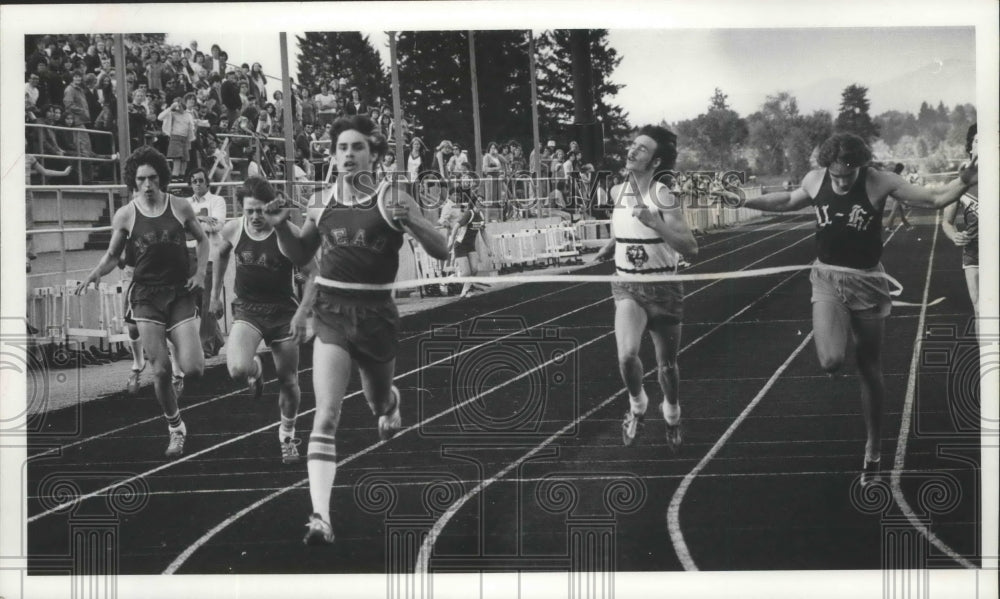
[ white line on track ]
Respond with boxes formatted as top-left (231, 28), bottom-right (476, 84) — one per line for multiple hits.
top-left (889, 213), bottom-right (974, 569)
top-left (30, 282), bottom-right (587, 461)
top-left (29, 293), bottom-right (617, 524)
top-left (163, 229), bottom-right (815, 574)
top-left (32, 218), bottom-right (796, 462)
top-left (412, 261), bottom-right (815, 574)
top-left (667, 332), bottom-right (814, 570)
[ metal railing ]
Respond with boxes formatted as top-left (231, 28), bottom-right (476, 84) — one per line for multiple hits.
top-left (27, 122), bottom-right (118, 186)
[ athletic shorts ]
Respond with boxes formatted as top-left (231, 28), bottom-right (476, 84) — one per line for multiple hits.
top-left (122, 280), bottom-right (136, 325)
top-left (232, 300), bottom-right (297, 346)
top-left (809, 260), bottom-right (892, 319)
top-left (312, 289), bottom-right (400, 363)
top-left (128, 282), bottom-right (200, 331)
top-left (962, 241), bottom-right (978, 268)
top-left (611, 280), bottom-right (684, 325)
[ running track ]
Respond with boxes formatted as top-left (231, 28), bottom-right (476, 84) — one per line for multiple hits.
top-left (25, 211), bottom-right (982, 575)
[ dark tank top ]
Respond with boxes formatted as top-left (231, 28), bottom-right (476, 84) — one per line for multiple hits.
top-left (315, 182), bottom-right (404, 301)
top-left (127, 195), bottom-right (189, 285)
top-left (813, 167), bottom-right (883, 269)
top-left (233, 218), bottom-right (297, 307)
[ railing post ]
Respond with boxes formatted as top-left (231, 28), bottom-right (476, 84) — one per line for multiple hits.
top-left (57, 189), bottom-right (67, 277)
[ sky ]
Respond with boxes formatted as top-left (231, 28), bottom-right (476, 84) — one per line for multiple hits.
top-left (168, 27), bottom-right (974, 127)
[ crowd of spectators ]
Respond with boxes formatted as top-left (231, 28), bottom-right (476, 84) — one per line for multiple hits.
top-left (24, 33), bottom-right (603, 218)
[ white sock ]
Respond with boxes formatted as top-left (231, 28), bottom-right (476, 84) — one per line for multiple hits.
top-left (279, 415), bottom-right (296, 443)
top-left (629, 389), bottom-right (648, 416)
top-left (307, 434), bottom-right (337, 522)
top-left (662, 400), bottom-right (680, 425)
top-left (166, 415), bottom-right (186, 436)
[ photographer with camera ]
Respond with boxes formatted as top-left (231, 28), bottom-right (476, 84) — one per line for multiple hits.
top-left (157, 92), bottom-right (197, 180)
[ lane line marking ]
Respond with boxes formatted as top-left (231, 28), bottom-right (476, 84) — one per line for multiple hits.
top-left (32, 220), bottom-right (800, 460)
top-left (890, 212), bottom-right (975, 569)
top-left (163, 230), bottom-right (816, 574)
top-left (667, 332), bottom-right (814, 570)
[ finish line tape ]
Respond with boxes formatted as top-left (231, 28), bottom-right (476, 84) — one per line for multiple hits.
top-left (316, 262), bottom-right (911, 298)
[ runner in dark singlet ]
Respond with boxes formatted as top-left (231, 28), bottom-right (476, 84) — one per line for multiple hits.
top-left (717, 132), bottom-right (978, 486)
top-left (211, 177), bottom-right (308, 464)
top-left (78, 146), bottom-right (209, 459)
top-left (263, 116), bottom-right (449, 545)
top-left (942, 124), bottom-right (979, 325)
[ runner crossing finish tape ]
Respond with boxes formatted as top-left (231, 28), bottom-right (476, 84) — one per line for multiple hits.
top-left (315, 262), bottom-right (939, 307)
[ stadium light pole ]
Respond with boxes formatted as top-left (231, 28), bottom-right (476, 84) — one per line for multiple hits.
top-left (468, 31), bottom-right (483, 176)
top-left (527, 30), bottom-right (541, 204)
top-left (389, 31), bottom-right (405, 173)
top-left (279, 32), bottom-right (296, 204)
top-left (113, 34), bottom-right (130, 190)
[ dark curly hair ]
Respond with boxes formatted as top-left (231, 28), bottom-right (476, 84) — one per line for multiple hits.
top-left (124, 146), bottom-right (171, 193)
top-left (816, 133), bottom-right (872, 168)
top-left (637, 124), bottom-right (679, 171)
top-left (965, 123), bottom-right (977, 155)
top-left (330, 115), bottom-right (388, 160)
top-left (239, 176), bottom-right (275, 204)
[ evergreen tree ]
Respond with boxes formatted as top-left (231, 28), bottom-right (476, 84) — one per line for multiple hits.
top-left (296, 32), bottom-right (388, 105)
top-left (395, 30), bottom-right (475, 153)
top-left (834, 84), bottom-right (879, 142)
top-left (534, 29), bottom-right (630, 168)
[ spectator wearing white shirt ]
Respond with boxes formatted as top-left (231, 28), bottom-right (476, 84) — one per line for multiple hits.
top-left (186, 167), bottom-right (228, 356)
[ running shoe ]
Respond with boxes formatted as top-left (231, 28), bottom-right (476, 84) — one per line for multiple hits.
top-left (126, 367), bottom-right (143, 397)
top-left (662, 401), bottom-right (683, 451)
top-left (303, 513), bottom-right (335, 545)
top-left (172, 375), bottom-right (185, 399)
top-left (165, 430), bottom-right (186, 459)
top-left (280, 437), bottom-right (302, 464)
top-left (860, 458), bottom-right (882, 488)
top-left (378, 386), bottom-right (402, 441)
top-left (248, 355), bottom-right (264, 400)
top-left (622, 410), bottom-right (644, 446)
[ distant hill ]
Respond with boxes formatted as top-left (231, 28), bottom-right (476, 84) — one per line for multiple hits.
top-left (786, 59), bottom-right (976, 116)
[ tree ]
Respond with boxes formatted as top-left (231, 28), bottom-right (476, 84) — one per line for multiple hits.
top-left (534, 29), bottom-right (631, 168)
top-left (395, 31), bottom-right (474, 153)
top-left (746, 92), bottom-right (800, 174)
top-left (674, 88), bottom-right (748, 170)
top-left (834, 84), bottom-right (879, 142)
top-left (873, 110), bottom-right (918, 146)
top-left (296, 32), bottom-right (388, 106)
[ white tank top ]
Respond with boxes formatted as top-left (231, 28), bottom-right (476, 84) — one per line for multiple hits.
top-left (611, 180), bottom-right (681, 274)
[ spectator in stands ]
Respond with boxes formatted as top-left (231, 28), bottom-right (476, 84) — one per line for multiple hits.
top-left (204, 134), bottom-right (233, 188)
top-left (159, 92), bottom-right (198, 180)
top-left (219, 51), bottom-right (230, 76)
top-left (272, 91), bottom-right (285, 135)
top-left (447, 143), bottom-right (464, 175)
top-left (299, 87), bottom-right (316, 127)
top-left (376, 152), bottom-right (396, 184)
top-left (83, 73), bottom-right (101, 125)
top-left (257, 103), bottom-right (276, 137)
top-left (407, 137), bottom-right (427, 182)
top-left (61, 111), bottom-right (109, 184)
top-left (25, 73), bottom-right (41, 113)
top-left (43, 56), bottom-right (69, 110)
top-left (37, 104), bottom-right (68, 158)
top-left (210, 44), bottom-right (224, 75)
top-left (220, 69), bottom-right (242, 126)
top-left (250, 62), bottom-right (268, 105)
top-left (185, 167), bottom-right (227, 356)
top-left (481, 141), bottom-right (503, 206)
top-left (346, 87), bottom-right (366, 116)
top-left (295, 122), bottom-right (314, 159)
top-left (314, 84), bottom-right (337, 128)
top-left (435, 140), bottom-right (455, 178)
top-left (146, 50), bottom-right (166, 92)
top-left (334, 95), bottom-right (347, 119)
